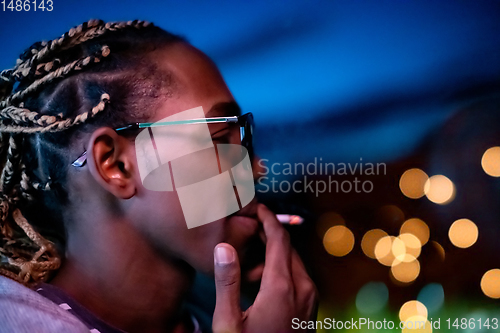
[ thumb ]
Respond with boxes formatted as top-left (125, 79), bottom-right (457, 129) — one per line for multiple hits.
top-left (213, 243), bottom-right (242, 333)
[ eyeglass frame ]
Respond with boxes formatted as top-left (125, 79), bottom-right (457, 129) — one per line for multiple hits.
top-left (71, 112), bottom-right (254, 167)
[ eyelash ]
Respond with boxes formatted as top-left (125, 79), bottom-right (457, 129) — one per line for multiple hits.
top-left (211, 126), bottom-right (230, 140)
top-left (212, 134), bottom-right (230, 144)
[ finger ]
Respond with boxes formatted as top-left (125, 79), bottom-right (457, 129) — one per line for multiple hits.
top-left (257, 204), bottom-right (285, 239)
top-left (291, 249), bottom-right (318, 312)
top-left (244, 263), bottom-right (264, 282)
top-left (291, 249), bottom-right (311, 281)
top-left (213, 243), bottom-right (242, 333)
top-left (257, 204), bottom-right (293, 285)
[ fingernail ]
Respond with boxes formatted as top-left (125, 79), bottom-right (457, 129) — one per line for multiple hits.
top-left (214, 245), bottom-right (234, 265)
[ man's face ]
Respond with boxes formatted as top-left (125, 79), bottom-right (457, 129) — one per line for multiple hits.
top-left (126, 42), bottom-right (259, 274)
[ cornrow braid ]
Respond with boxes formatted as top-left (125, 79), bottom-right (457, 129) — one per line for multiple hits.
top-left (0, 102), bottom-right (66, 127)
top-left (11, 19), bottom-right (150, 81)
top-left (11, 19), bottom-right (103, 80)
top-left (0, 69), bottom-right (13, 83)
top-left (1, 46), bottom-right (110, 108)
top-left (66, 20), bottom-right (152, 49)
top-left (0, 93), bottom-right (109, 133)
top-left (33, 58), bottom-right (61, 78)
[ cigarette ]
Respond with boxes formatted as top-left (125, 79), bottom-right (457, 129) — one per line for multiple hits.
top-left (276, 214), bottom-right (304, 225)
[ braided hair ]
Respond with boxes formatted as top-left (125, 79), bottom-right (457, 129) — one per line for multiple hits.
top-left (0, 19), bottom-right (184, 285)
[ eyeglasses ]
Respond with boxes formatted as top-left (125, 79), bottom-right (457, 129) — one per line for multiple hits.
top-left (71, 112), bottom-right (254, 167)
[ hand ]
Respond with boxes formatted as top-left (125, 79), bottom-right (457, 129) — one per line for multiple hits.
top-left (212, 204), bottom-right (317, 333)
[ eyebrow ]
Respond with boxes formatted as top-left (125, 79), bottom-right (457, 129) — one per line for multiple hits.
top-left (205, 101), bottom-right (242, 118)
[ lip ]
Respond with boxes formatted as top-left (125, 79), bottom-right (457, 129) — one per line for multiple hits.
top-left (224, 198), bottom-right (260, 248)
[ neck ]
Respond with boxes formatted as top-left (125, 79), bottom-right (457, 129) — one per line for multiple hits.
top-left (51, 212), bottom-right (194, 333)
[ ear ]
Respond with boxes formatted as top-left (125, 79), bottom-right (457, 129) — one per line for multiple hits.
top-left (86, 127), bottom-right (137, 199)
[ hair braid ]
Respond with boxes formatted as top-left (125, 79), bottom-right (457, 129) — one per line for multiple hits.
top-left (6, 208), bottom-right (60, 283)
top-left (0, 93), bottom-right (109, 133)
top-left (0, 192), bottom-right (59, 285)
top-left (11, 20), bottom-right (150, 82)
top-left (0, 69), bottom-right (14, 83)
top-left (33, 58), bottom-right (61, 78)
top-left (11, 19), bottom-right (103, 81)
top-left (1, 135), bottom-right (22, 194)
top-left (19, 165), bottom-right (47, 203)
top-left (2, 46), bottom-right (110, 108)
top-left (64, 20), bottom-right (151, 50)
top-left (0, 105), bottom-right (60, 127)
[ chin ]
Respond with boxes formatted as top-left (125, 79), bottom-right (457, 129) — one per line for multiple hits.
top-left (180, 213), bottom-right (259, 275)
top-left (224, 215), bottom-right (259, 247)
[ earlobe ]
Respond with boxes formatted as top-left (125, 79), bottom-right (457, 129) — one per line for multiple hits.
top-left (86, 127), bottom-right (137, 199)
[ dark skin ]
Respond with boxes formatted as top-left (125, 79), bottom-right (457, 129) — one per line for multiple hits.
top-left (52, 42), bottom-right (316, 333)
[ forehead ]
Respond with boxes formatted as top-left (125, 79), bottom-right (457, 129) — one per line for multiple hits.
top-left (147, 42), bottom-right (236, 121)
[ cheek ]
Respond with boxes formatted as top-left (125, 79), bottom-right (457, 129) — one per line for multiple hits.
top-left (129, 190), bottom-right (227, 269)
top-left (129, 191), bottom-right (185, 248)
top-left (180, 220), bottom-right (227, 272)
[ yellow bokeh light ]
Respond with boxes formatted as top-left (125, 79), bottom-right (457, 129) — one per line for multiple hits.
top-left (316, 212), bottom-right (345, 238)
top-left (400, 218), bottom-right (430, 245)
top-left (391, 258), bottom-right (420, 283)
top-left (400, 168), bottom-right (429, 199)
top-left (361, 229), bottom-right (388, 259)
top-left (393, 254), bottom-right (418, 265)
top-left (392, 237), bottom-right (407, 261)
top-left (399, 300), bottom-right (428, 322)
top-left (323, 225), bottom-right (355, 257)
top-left (375, 236), bottom-right (397, 266)
top-left (399, 233), bottom-right (422, 260)
top-left (424, 175), bottom-right (455, 205)
top-left (401, 316), bottom-right (432, 333)
top-left (448, 218), bottom-right (478, 248)
top-left (375, 236), bottom-right (392, 258)
top-left (481, 269), bottom-right (500, 299)
top-left (375, 233), bottom-right (422, 266)
top-left (481, 147), bottom-right (500, 177)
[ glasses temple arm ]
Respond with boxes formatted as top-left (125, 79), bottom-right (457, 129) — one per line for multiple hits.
top-left (135, 116), bottom-right (239, 129)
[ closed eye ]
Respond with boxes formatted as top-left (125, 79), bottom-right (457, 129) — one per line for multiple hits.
top-left (212, 131), bottom-right (231, 144)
